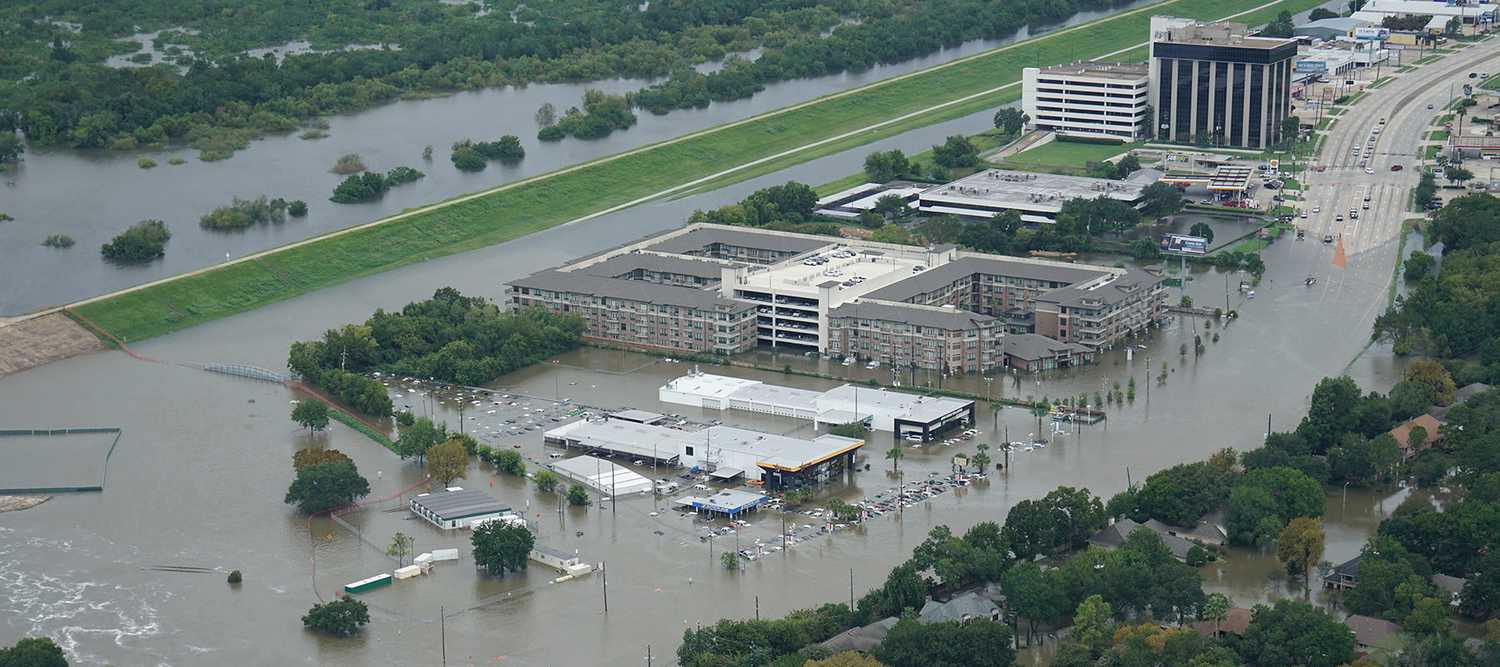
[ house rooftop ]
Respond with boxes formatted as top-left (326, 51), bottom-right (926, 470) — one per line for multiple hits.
top-left (1003, 333), bottom-right (1091, 362)
top-left (1344, 614), bottom-right (1401, 648)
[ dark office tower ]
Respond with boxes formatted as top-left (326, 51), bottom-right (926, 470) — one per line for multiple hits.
top-left (1148, 17), bottom-right (1298, 149)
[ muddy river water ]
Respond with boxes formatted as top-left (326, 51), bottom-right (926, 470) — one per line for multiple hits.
top-left (0, 152), bottom-right (1408, 664)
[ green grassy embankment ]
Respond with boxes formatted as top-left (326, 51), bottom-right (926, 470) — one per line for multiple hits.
top-left (72, 0), bottom-right (1326, 343)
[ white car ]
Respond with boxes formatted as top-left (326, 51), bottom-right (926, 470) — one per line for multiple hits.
top-left (1365, 168), bottom-right (1374, 174)
top-left (1312, 206), bottom-right (1321, 213)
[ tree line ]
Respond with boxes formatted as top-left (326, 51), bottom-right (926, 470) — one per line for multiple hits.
top-left (286, 287), bottom-right (583, 417)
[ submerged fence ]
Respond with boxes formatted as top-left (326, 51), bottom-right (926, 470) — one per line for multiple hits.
top-left (0, 427), bottom-right (122, 494)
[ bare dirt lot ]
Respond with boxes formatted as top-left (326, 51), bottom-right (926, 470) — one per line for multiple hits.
top-left (0, 313), bottom-right (101, 377)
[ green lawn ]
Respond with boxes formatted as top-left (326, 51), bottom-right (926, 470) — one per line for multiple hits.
top-left (1422, 145), bottom-right (1442, 160)
top-left (71, 0), bottom-right (1329, 343)
top-left (1428, 130), bottom-right (1450, 140)
top-left (993, 139), bottom-right (1143, 175)
top-left (1482, 75), bottom-right (1500, 91)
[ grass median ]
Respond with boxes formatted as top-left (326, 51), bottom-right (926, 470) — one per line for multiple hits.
top-left (73, 0), bottom-right (1326, 343)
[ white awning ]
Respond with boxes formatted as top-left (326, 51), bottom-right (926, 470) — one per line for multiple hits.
top-left (709, 467), bottom-right (744, 480)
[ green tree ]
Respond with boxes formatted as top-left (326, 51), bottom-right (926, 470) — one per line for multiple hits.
top-left (292, 447), bottom-right (351, 472)
top-left (301, 597), bottom-right (370, 636)
top-left (493, 448), bottom-right (526, 476)
top-left (0, 637), bottom-right (68, 667)
top-left (1188, 222), bottom-right (1215, 245)
top-left (1461, 551), bottom-right (1500, 619)
top-left (1296, 376), bottom-right (1363, 452)
top-left (1447, 166), bottom-right (1474, 185)
top-left (1276, 517), bottom-right (1325, 596)
top-left (284, 461), bottom-right (370, 514)
top-left (291, 398), bottom-right (330, 431)
top-left (885, 444), bottom-right (904, 472)
top-left (1002, 562), bottom-right (1067, 646)
top-left (1140, 182), bottom-right (1185, 218)
top-left (863, 149), bottom-right (912, 182)
top-left (1404, 251), bottom-right (1436, 282)
top-left (932, 135), bottom-right (980, 169)
top-left (471, 520), bottom-right (534, 576)
top-left (870, 224), bottom-right (914, 245)
top-left (1261, 10), bottom-right (1295, 38)
top-left (993, 108), bottom-right (1029, 136)
top-left (287, 200), bottom-right (308, 217)
top-left (1238, 599), bottom-right (1355, 667)
top-left (1404, 595), bottom-right (1451, 637)
top-left (1072, 594), bottom-right (1114, 654)
top-left (721, 551), bottom-right (739, 571)
top-left (1202, 592), bottom-right (1231, 637)
top-left (566, 483), bottom-right (590, 506)
top-left (533, 469), bottom-right (561, 493)
top-left (425, 438), bottom-right (468, 486)
top-left (386, 531), bottom-right (414, 566)
top-left (1309, 8), bottom-right (1340, 20)
top-left (0, 133), bottom-right (24, 164)
top-left (395, 417), bottom-right (446, 461)
top-left (100, 219), bottom-right (171, 263)
top-left (875, 618), bottom-right (1015, 667)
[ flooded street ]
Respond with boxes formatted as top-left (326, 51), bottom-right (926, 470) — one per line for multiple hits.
top-left (0, 157), bottom-right (1408, 664)
top-left (0, 0), bottom-right (1164, 316)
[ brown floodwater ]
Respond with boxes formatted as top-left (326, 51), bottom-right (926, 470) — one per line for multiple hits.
top-left (0, 212), bottom-right (1410, 664)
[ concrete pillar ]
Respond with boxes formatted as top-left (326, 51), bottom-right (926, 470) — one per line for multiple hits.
top-left (1241, 64), bottom-right (1253, 147)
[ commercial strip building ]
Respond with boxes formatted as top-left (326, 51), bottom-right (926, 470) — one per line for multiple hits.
top-left (1021, 61), bottom-right (1151, 141)
top-left (659, 371), bottom-right (975, 442)
top-left (409, 487), bottom-right (511, 530)
top-left (508, 225), bottom-right (1167, 369)
top-left (544, 412), bottom-right (865, 488)
top-left (547, 454), bottom-right (655, 496)
top-left (1149, 17), bottom-right (1298, 149)
top-left (1351, 0), bottom-right (1495, 30)
top-left (676, 489), bottom-right (771, 518)
top-left (914, 168), bottom-right (1161, 223)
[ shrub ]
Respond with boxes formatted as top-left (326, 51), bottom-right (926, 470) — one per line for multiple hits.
top-left (42, 234), bottom-right (75, 248)
top-left (384, 166), bottom-right (425, 186)
top-left (330, 172), bottom-right (390, 203)
top-left (451, 146), bottom-right (486, 171)
top-left (137, 157), bottom-right (157, 169)
top-left (101, 219), bottom-right (171, 263)
top-left (330, 153), bottom-right (367, 175)
top-left (199, 195), bottom-right (288, 230)
top-left (567, 483), bottom-right (590, 506)
top-left (227, 569), bottom-right (242, 584)
top-left (288, 200), bottom-right (308, 217)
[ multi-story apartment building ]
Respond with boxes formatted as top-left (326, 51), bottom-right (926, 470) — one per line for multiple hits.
top-left (507, 254), bottom-right (759, 355)
top-left (1033, 268), bottom-right (1168, 347)
top-left (506, 224), bottom-right (1167, 372)
top-left (824, 301), bottom-right (1001, 375)
top-left (1022, 61), bottom-right (1151, 141)
top-left (1149, 17), bottom-right (1297, 149)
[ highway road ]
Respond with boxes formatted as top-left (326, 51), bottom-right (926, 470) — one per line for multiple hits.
top-left (1300, 37), bottom-right (1500, 259)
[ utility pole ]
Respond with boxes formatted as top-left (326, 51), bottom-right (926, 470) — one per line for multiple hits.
top-left (756, 595), bottom-right (760, 621)
top-left (440, 605), bottom-right (447, 667)
top-left (647, 646), bottom-right (652, 667)
top-left (602, 561), bottom-right (609, 613)
top-left (849, 568), bottom-right (855, 611)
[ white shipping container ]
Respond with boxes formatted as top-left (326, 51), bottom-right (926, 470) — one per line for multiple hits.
top-left (413, 553), bottom-right (434, 566)
top-left (393, 565), bottom-right (424, 580)
top-left (430, 548), bottom-right (460, 562)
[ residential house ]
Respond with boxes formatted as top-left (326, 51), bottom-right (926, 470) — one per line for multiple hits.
top-left (1429, 382), bottom-right (1491, 421)
top-left (1431, 574), bottom-right (1467, 608)
top-left (1190, 607), bottom-right (1253, 638)
top-left (1344, 614), bottom-right (1401, 652)
top-left (918, 591), bottom-right (1001, 624)
top-left (1324, 556), bottom-right (1361, 590)
top-left (1089, 518), bottom-right (1195, 562)
top-left (819, 617), bottom-right (899, 653)
top-left (1388, 413), bottom-right (1444, 461)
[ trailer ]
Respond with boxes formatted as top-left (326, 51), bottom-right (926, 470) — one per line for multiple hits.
top-left (344, 573), bottom-right (392, 594)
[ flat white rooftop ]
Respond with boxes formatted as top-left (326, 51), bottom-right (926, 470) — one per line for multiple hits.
top-left (733, 246), bottom-right (930, 300)
top-left (660, 373), bottom-right (761, 400)
top-left (919, 169), bottom-right (1155, 216)
top-left (820, 385), bottom-right (971, 424)
top-left (544, 417), bottom-right (862, 473)
top-left (549, 455), bottom-right (654, 496)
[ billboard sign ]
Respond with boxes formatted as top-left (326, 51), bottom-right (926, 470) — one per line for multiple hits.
top-left (1161, 234), bottom-right (1209, 255)
top-left (1295, 59), bottom-right (1328, 73)
top-left (1354, 27), bottom-right (1390, 40)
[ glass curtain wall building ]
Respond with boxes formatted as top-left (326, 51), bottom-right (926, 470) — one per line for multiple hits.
top-left (1148, 17), bottom-right (1297, 149)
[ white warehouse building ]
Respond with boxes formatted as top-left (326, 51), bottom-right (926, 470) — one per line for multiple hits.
top-left (1021, 61), bottom-right (1151, 141)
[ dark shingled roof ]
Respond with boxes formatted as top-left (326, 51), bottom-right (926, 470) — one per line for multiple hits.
top-left (577, 253), bottom-right (741, 281)
top-left (1002, 333), bottom-right (1090, 362)
top-left (508, 269), bottom-right (751, 311)
top-left (1036, 267), bottom-right (1163, 308)
top-left (645, 226), bottom-right (832, 256)
top-left (412, 488), bottom-right (509, 521)
top-left (828, 300), bottom-right (995, 330)
top-left (864, 256), bottom-right (1108, 302)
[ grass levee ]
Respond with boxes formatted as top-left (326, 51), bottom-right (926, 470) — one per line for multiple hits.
top-left (72, 0), bottom-right (1326, 343)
